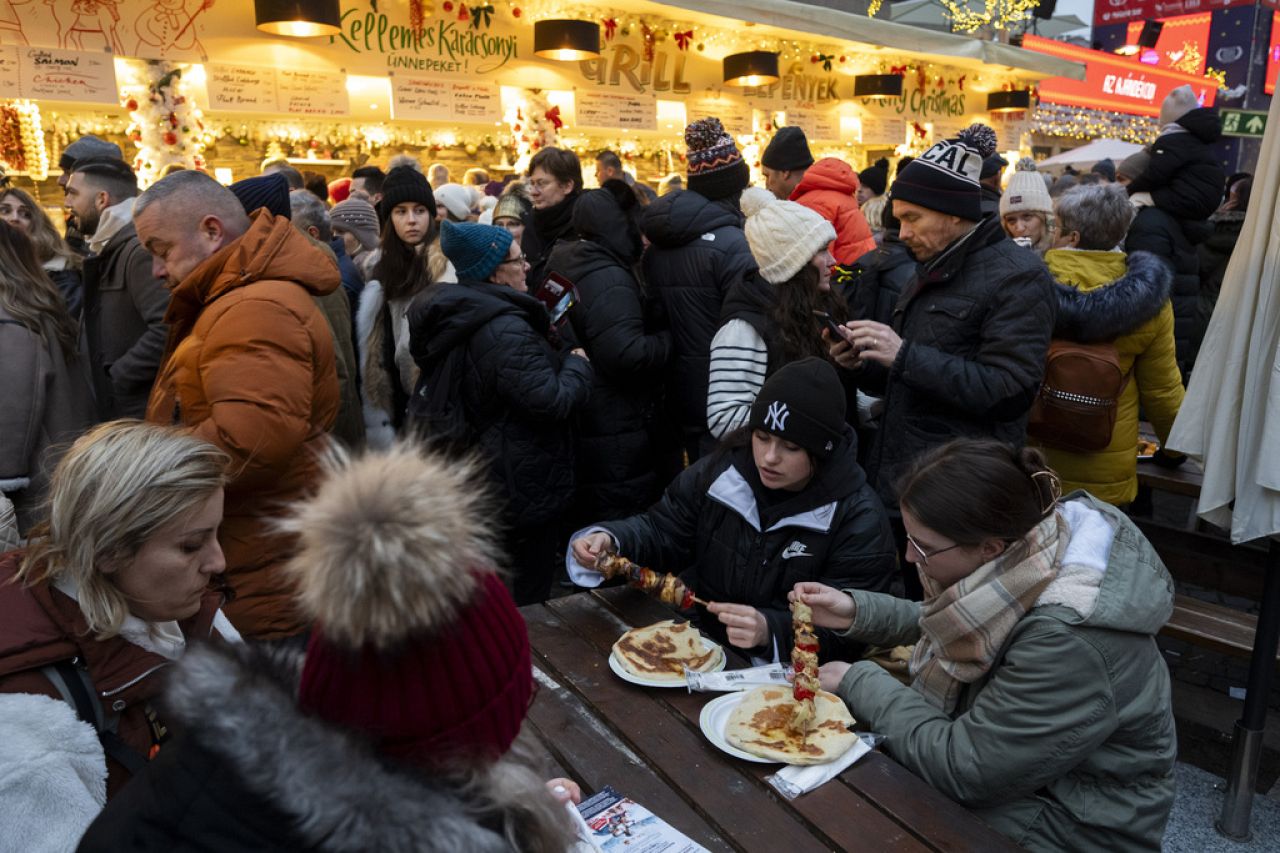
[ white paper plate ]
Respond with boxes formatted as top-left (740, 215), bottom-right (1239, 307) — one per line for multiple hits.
top-left (698, 692), bottom-right (779, 764)
top-left (608, 637), bottom-right (725, 688)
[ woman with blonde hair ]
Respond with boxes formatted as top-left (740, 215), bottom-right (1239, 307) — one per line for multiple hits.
top-left (0, 185), bottom-right (84, 317)
top-left (0, 221), bottom-right (95, 532)
top-left (0, 421), bottom-right (240, 844)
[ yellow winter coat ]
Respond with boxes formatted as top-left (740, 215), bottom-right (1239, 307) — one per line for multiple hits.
top-left (1037, 249), bottom-right (1185, 506)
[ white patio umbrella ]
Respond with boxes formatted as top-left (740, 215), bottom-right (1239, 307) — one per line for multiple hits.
top-left (1036, 138), bottom-right (1145, 167)
top-left (1166, 90), bottom-right (1280, 839)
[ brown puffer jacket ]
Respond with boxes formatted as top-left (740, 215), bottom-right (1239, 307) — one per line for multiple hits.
top-left (147, 211), bottom-right (339, 639)
top-left (0, 550), bottom-right (225, 798)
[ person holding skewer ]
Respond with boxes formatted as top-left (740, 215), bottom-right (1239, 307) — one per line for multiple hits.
top-left (568, 358), bottom-right (899, 663)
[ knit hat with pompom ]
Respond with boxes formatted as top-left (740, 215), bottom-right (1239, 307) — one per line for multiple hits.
top-left (684, 117), bottom-right (748, 201)
top-left (891, 123), bottom-right (998, 221)
top-left (290, 444), bottom-right (533, 768)
top-left (741, 186), bottom-right (836, 284)
top-left (999, 157), bottom-right (1053, 218)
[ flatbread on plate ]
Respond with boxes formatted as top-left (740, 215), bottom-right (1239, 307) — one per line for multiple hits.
top-left (612, 620), bottom-right (721, 683)
top-left (724, 685), bottom-right (857, 765)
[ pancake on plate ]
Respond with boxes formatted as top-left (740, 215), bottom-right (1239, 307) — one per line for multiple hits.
top-left (612, 620), bottom-right (721, 683)
top-left (724, 685), bottom-right (857, 765)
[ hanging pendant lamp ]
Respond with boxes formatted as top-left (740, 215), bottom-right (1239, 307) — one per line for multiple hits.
top-left (533, 20), bottom-right (601, 61)
top-left (255, 0), bottom-right (342, 37)
top-left (987, 90), bottom-right (1032, 112)
top-left (723, 51), bottom-right (780, 87)
top-left (853, 74), bottom-right (903, 99)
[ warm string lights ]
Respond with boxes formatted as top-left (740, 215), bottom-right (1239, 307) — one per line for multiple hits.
top-left (1032, 103), bottom-right (1158, 145)
top-left (939, 0), bottom-right (1039, 35)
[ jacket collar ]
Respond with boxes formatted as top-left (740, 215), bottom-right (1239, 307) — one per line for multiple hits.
top-left (706, 464), bottom-right (838, 534)
top-left (1049, 250), bottom-right (1172, 343)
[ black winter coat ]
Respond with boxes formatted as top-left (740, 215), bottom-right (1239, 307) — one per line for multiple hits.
top-left (602, 429), bottom-right (898, 661)
top-left (48, 267), bottom-right (83, 320)
top-left (78, 644), bottom-right (568, 853)
top-left (546, 189), bottom-right (672, 522)
top-left (1195, 209), bottom-right (1244, 362)
top-left (409, 280), bottom-right (592, 530)
top-left (841, 231), bottom-right (916, 327)
top-left (522, 191), bottom-right (579, 293)
top-left (1125, 204), bottom-right (1205, 375)
top-left (1127, 108), bottom-right (1225, 222)
top-left (641, 190), bottom-right (757, 442)
top-left (858, 215), bottom-right (1055, 508)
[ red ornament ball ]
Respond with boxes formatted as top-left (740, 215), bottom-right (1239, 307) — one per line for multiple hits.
top-left (125, 98), bottom-right (139, 112)
top-left (443, 1), bottom-right (452, 9)
top-left (162, 131), bottom-right (178, 145)
top-left (512, 6), bottom-right (521, 17)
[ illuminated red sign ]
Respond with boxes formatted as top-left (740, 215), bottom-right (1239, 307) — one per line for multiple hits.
top-left (1124, 13), bottom-right (1212, 76)
top-left (1095, 0), bottom-right (1250, 28)
top-left (1023, 35), bottom-right (1218, 117)
top-left (1267, 13), bottom-right (1280, 95)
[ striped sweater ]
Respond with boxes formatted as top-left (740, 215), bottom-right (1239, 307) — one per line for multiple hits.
top-left (706, 319), bottom-right (769, 438)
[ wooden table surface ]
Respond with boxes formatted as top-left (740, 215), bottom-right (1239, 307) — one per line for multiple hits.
top-left (522, 586), bottom-right (1020, 853)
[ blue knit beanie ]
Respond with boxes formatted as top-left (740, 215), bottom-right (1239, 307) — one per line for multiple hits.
top-left (230, 173), bottom-right (291, 219)
top-left (440, 220), bottom-right (514, 282)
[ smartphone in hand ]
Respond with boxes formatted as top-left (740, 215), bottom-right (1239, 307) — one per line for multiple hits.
top-left (813, 310), bottom-right (847, 340)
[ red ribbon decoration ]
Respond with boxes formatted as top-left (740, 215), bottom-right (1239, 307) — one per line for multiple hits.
top-left (602, 17), bottom-right (617, 40)
top-left (674, 29), bottom-right (693, 50)
top-left (545, 105), bottom-right (563, 130)
top-left (957, 75), bottom-right (966, 91)
top-left (912, 121), bottom-right (928, 139)
top-left (641, 23), bottom-right (655, 62)
top-left (888, 64), bottom-right (907, 76)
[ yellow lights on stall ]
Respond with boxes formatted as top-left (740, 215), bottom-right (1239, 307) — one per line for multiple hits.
top-left (533, 19), bottom-right (602, 60)
top-left (938, 0), bottom-right (1040, 34)
top-left (254, 0), bottom-right (342, 38)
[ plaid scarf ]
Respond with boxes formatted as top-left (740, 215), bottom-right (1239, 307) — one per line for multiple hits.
top-left (910, 510), bottom-right (1068, 714)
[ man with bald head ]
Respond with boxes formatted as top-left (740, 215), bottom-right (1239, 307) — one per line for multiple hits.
top-left (134, 170), bottom-right (340, 641)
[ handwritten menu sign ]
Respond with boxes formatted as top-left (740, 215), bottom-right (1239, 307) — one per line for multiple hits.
top-left (859, 115), bottom-right (905, 146)
top-left (576, 90), bottom-right (656, 131)
top-left (988, 111), bottom-right (1030, 150)
top-left (205, 64), bottom-right (278, 113)
top-left (390, 75), bottom-right (500, 122)
top-left (687, 95), bottom-right (753, 137)
top-left (276, 69), bottom-right (349, 116)
top-left (0, 47), bottom-right (18, 97)
top-left (18, 48), bottom-right (117, 104)
top-left (931, 116), bottom-right (968, 142)
top-left (788, 107), bottom-right (840, 141)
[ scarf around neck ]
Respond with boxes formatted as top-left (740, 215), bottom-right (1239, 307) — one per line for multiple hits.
top-left (910, 509), bottom-right (1068, 714)
top-left (531, 191), bottom-right (579, 247)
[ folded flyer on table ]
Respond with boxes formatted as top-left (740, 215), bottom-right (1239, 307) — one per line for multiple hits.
top-left (573, 785), bottom-right (708, 853)
top-left (684, 663), bottom-right (789, 693)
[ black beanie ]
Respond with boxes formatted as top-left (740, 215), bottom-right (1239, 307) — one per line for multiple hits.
top-left (1091, 158), bottom-right (1116, 182)
top-left (748, 358), bottom-right (846, 458)
top-left (761, 126), bottom-right (814, 172)
top-left (891, 124), bottom-right (997, 222)
top-left (980, 153), bottom-right (1008, 180)
top-left (230, 173), bottom-right (291, 219)
top-left (858, 164), bottom-right (887, 197)
top-left (378, 166), bottom-right (436, 225)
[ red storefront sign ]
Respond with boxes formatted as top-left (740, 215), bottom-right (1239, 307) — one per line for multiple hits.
top-left (1125, 13), bottom-right (1212, 75)
top-left (1023, 35), bottom-right (1218, 117)
top-left (1267, 13), bottom-right (1280, 95)
top-left (1095, 0), bottom-right (1251, 27)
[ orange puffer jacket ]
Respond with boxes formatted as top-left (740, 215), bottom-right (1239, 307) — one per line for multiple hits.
top-left (790, 158), bottom-right (877, 264)
top-left (147, 211), bottom-right (339, 639)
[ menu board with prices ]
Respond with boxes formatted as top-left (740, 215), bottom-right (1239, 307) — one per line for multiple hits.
top-left (205, 64), bottom-right (349, 116)
top-left (686, 95), bottom-right (753, 137)
top-left (576, 90), bottom-right (657, 131)
top-left (788, 107), bottom-right (840, 141)
top-left (987, 111), bottom-right (1030, 150)
top-left (0, 47), bottom-right (19, 96)
top-left (930, 116), bottom-right (968, 143)
top-left (16, 47), bottom-right (117, 104)
top-left (859, 115), bottom-right (905, 147)
top-left (390, 75), bottom-right (501, 123)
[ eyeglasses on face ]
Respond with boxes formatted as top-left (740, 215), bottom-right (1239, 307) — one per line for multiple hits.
top-left (905, 533), bottom-right (963, 567)
top-left (528, 178), bottom-right (558, 191)
top-left (498, 253), bottom-right (527, 266)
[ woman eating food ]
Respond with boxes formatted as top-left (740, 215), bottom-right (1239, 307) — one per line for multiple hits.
top-left (569, 358), bottom-right (898, 662)
top-left (792, 438), bottom-right (1175, 851)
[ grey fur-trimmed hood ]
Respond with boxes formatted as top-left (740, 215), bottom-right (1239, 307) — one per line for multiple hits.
top-left (161, 642), bottom-right (568, 852)
top-left (1051, 251), bottom-right (1173, 343)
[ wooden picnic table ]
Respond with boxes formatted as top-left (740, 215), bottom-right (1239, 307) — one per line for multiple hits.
top-left (521, 586), bottom-right (1020, 853)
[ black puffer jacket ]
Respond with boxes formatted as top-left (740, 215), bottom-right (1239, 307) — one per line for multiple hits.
top-left (409, 280), bottom-right (592, 530)
top-left (1194, 209), bottom-right (1244, 363)
top-left (641, 190), bottom-right (757, 442)
top-left (841, 231), bottom-right (916, 327)
top-left (858, 215), bottom-right (1055, 508)
top-left (546, 186), bottom-right (672, 522)
top-left (1125, 204), bottom-right (1205, 376)
top-left (522, 191), bottom-right (580, 292)
top-left (1127, 108), bottom-right (1225, 221)
top-left (601, 428), bottom-right (898, 661)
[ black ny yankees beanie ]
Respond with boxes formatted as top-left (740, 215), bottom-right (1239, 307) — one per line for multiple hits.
top-left (748, 358), bottom-right (846, 457)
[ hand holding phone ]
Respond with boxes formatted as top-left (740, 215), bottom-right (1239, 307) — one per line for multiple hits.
top-left (813, 310), bottom-right (848, 341)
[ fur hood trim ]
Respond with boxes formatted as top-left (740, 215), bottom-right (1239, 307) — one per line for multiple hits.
top-left (1052, 251), bottom-right (1172, 342)
top-left (164, 643), bottom-right (570, 852)
top-left (281, 444), bottom-right (501, 649)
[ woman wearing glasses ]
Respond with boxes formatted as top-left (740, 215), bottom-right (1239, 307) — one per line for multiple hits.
top-left (522, 147), bottom-right (583, 292)
top-left (409, 221), bottom-right (591, 605)
top-left (792, 438), bottom-right (1175, 851)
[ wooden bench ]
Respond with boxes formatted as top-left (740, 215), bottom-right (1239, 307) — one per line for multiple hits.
top-left (1163, 595), bottom-right (1280, 664)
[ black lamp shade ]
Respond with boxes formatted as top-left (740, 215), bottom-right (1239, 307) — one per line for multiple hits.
top-left (534, 20), bottom-right (601, 60)
top-left (1116, 19), bottom-right (1163, 55)
top-left (854, 74), bottom-right (904, 99)
top-left (255, 0), bottom-right (341, 37)
top-left (987, 90), bottom-right (1032, 112)
top-left (723, 51), bottom-right (780, 87)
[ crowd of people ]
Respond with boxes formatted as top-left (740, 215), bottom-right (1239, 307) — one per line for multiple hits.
top-left (0, 81), bottom-right (1247, 851)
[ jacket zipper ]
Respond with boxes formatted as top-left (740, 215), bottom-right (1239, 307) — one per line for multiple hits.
top-left (100, 663), bottom-right (168, 698)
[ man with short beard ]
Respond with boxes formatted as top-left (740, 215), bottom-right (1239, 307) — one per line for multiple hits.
top-left (134, 170), bottom-right (340, 641)
top-left (64, 157), bottom-right (169, 419)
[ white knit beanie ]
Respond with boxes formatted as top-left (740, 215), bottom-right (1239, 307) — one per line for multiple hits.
top-left (435, 183), bottom-right (475, 220)
top-left (999, 158), bottom-right (1053, 217)
top-left (741, 186), bottom-right (837, 284)
top-left (1159, 85), bottom-right (1200, 128)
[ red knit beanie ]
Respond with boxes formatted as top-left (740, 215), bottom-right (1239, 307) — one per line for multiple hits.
top-left (284, 444), bottom-right (532, 767)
